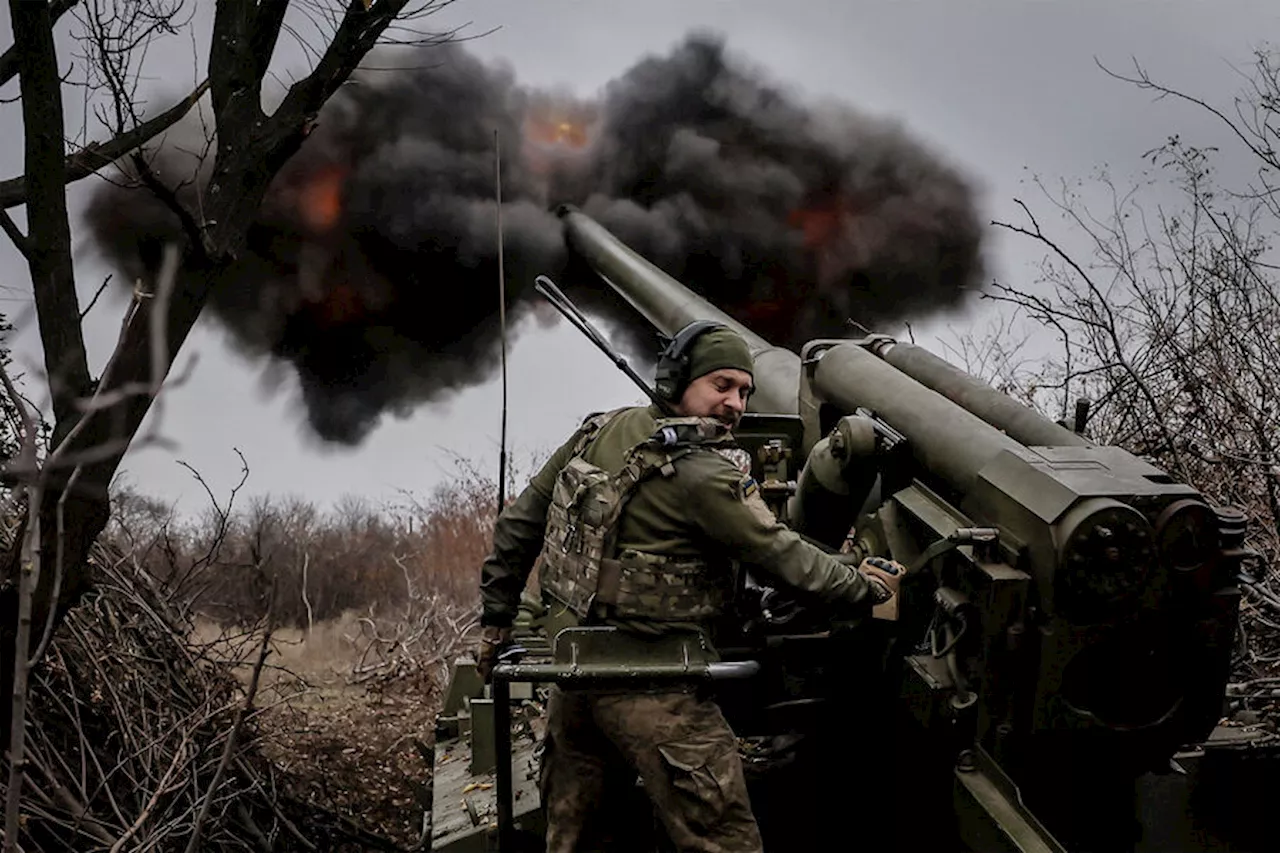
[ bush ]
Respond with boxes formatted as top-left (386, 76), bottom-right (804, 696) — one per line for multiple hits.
top-left (106, 459), bottom-right (513, 631)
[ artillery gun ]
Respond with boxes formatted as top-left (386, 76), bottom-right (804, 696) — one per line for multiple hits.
top-left (429, 206), bottom-right (1264, 852)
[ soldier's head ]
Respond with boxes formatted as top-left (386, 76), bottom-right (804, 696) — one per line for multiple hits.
top-left (657, 322), bottom-right (755, 427)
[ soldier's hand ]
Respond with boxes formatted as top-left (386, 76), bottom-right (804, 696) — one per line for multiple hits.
top-left (476, 626), bottom-right (513, 683)
top-left (858, 556), bottom-right (906, 603)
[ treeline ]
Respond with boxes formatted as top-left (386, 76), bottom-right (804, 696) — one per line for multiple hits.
top-left (105, 463), bottom-right (502, 630)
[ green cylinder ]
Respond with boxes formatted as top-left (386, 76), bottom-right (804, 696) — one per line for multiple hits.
top-left (866, 337), bottom-right (1090, 448)
top-left (559, 205), bottom-right (801, 415)
top-left (788, 415), bottom-right (880, 548)
top-left (811, 343), bottom-right (1027, 496)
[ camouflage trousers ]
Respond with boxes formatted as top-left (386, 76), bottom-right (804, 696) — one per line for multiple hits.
top-left (540, 685), bottom-right (764, 853)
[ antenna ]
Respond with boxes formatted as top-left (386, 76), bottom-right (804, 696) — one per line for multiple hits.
top-left (534, 274), bottom-right (675, 415)
top-left (495, 129), bottom-right (509, 516)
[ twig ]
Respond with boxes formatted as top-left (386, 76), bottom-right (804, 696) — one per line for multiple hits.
top-left (300, 551), bottom-right (313, 640)
top-left (183, 599), bottom-right (275, 853)
top-left (108, 730), bottom-right (192, 853)
top-left (78, 274), bottom-right (113, 321)
top-left (2, 355), bottom-right (42, 853)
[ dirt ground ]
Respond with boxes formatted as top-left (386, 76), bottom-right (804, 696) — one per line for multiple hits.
top-left (199, 614), bottom-right (453, 849)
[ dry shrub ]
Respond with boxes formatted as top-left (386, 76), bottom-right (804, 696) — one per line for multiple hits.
top-left (250, 611), bottom-right (366, 676)
top-left (966, 56), bottom-right (1280, 726)
top-left (108, 455), bottom-right (514, 629)
top-left (1, 454), bottom-right (531, 850)
top-left (4, 537), bottom-right (325, 851)
top-left (104, 453), bottom-right (546, 693)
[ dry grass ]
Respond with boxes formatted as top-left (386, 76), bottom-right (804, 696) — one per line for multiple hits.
top-left (144, 463), bottom-right (515, 849)
top-left (191, 611), bottom-right (368, 683)
top-left (194, 611), bottom-right (452, 851)
top-left (1, 454), bottom-right (519, 851)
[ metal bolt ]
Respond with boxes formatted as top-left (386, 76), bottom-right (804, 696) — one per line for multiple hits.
top-left (829, 428), bottom-right (846, 459)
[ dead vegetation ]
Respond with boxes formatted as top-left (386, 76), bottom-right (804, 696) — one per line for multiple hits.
top-left (0, 4), bottom-right (476, 850)
top-left (945, 47), bottom-right (1280, 729)
top-left (0, 453), bottom-right (510, 852)
top-left (1, 16), bottom-right (1277, 848)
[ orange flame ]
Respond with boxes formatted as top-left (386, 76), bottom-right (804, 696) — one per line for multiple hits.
top-left (299, 165), bottom-right (348, 233)
top-left (787, 202), bottom-right (845, 250)
top-left (523, 116), bottom-right (590, 148)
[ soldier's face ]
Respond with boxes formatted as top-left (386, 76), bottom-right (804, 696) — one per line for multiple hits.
top-left (677, 368), bottom-right (754, 427)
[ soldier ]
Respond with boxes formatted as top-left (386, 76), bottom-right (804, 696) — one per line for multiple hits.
top-left (475, 321), bottom-right (904, 853)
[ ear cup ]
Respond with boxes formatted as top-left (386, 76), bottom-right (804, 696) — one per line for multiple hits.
top-left (653, 320), bottom-right (726, 402)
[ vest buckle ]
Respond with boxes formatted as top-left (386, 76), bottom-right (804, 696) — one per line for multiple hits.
top-left (562, 522), bottom-right (578, 552)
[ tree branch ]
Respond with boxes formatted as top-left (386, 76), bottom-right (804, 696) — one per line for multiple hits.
top-left (128, 150), bottom-right (210, 264)
top-left (275, 0), bottom-right (415, 125)
top-left (1097, 56), bottom-right (1280, 173)
top-left (208, 2), bottom-right (263, 128)
top-left (0, 79), bottom-right (210, 211)
top-left (1, 352), bottom-right (41, 853)
top-left (249, 1), bottom-right (292, 84)
top-left (194, 0), bottom-right (416, 263)
top-left (0, 0), bottom-right (78, 89)
top-left (993, 200), bottom-right (1188, 476)
top-left (0, 208), bottom-right (28, 258)
top-left (78, 274), bottom-right (112, 321)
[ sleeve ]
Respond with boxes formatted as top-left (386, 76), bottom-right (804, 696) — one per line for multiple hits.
top-left (682, 454), bottom-right (874, 607)
top-left (478, 426), bottom-right (584, 628)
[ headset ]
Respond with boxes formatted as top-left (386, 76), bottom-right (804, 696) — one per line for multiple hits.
top-left (653, 320), bottom-right (730, 403)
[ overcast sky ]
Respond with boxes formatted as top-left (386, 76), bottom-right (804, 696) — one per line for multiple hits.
top-left (0, 0), bottom-right (1276, 517)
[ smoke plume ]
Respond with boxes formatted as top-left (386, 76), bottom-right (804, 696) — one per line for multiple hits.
top-left (86, 33), bottom-right (987, 444)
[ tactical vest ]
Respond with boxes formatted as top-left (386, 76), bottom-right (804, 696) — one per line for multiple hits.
top-left (538, 410), bottom-right (741, 623)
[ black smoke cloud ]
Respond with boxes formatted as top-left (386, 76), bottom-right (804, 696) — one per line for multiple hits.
top-left (85, 33), bottom-right (987, 444)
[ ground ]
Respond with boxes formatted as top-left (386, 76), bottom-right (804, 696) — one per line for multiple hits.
top-left (258, 672), bottom-right (439, 848)
top-left (201, 614), bottom-right (451, 850)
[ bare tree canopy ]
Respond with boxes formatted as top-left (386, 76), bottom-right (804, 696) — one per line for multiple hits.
top-left (0, 2), bottom-right (468, 847)
top-left (955, 47), bottom-right (1280, 716)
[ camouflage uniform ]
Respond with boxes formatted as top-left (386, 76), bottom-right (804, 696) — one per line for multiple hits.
top-left (479, 404), bottom-right (880, 852)
top-left (542, 685), bottom-right (761, 852)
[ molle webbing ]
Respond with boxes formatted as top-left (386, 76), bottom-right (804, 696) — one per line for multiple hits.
top-left (595, 550), bottom-right (729, 620)
top-left (538, 412), bottom-right (733, 622)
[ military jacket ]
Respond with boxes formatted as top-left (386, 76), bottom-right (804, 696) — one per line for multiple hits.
top-left (479, 405), bottom-right (875, 637)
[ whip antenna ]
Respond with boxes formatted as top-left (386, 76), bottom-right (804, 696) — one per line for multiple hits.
top-left (533, 274), bottom-right (675, 415)
top-left (495, 129), bottom-right (509, 515)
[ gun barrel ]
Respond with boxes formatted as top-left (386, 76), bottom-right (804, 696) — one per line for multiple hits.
top-left (559, 205), bottom-right (1034, 494)
top-left (865, 337), bottom-right (1090, 448)
top-left (811, 343), bottom-right (1028, 495)
top-left (559, 205), bottom-right (801, 414)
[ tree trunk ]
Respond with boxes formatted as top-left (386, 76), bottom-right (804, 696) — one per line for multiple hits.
top-left (0, 0), bottom-right (99, 736)
top-left (0, 0), bottom-right (420, 733)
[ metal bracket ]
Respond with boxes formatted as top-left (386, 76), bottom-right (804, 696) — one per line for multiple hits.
top-left (486, 627), bottom-right (760, 851)
top-left (954, 744), bottom-right (1069, 853)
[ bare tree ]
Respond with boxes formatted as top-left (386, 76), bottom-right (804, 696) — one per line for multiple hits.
top-left (0, 0), bottom-right (468, 746)
top-left (965, 45), bottom-right (1280, 711)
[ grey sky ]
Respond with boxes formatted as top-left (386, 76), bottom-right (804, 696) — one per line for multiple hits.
top-left (0, 1), bottom-right (1276, 516)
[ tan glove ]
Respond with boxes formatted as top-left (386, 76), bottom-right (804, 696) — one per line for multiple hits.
top-left (858, 556), bottom-right (906, 604)
top-left (476, 626), bottom-right (513, 683)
